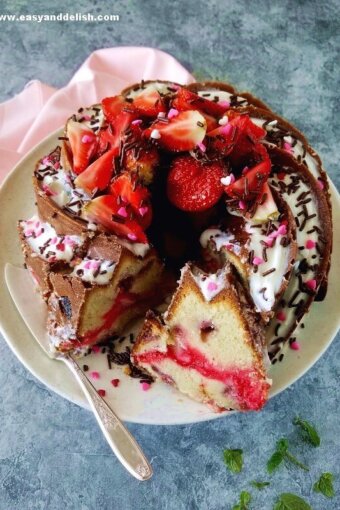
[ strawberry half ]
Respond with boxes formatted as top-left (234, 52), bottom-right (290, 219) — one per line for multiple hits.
top-left (131, 89), bottom-right (166, 118)
top-left (167, 155), bottom-right (225, 212)
top-left (172, 88), bottom-right (228, 118)
top-left (74, 148), bottom-right (117, 194)
top-left (67, 120), bottom-right (97, 175)
top-left (102, 95), bottom-right (126, 124)
top-left (144, 110), bottom-right (207, 152)
top-left (83, 195), bottom-right (148, 243)
top-left (224, 158), bottom-right (271, 199)
top-left (109, 173), bottom-right (152, 229)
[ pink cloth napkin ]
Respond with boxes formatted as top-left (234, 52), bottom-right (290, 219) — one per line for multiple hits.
top-left (0, 47), bottom-right (194, 183)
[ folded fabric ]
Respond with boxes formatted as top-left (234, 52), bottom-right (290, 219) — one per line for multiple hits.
top-left (0, 46), bottom-right (194, 183)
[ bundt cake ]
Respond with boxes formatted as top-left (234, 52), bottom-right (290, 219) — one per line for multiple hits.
top-left (18, 78), bottom-right (332, 411)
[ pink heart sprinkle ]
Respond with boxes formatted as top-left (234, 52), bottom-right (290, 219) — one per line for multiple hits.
top-left (138, 206), bottom-right (148, 217)
top-left (92, 345), bottom-right (101, 353)
top-left (226, 243), bottom-right (233, 250)
top-left (265, 237), bottom-right (274, 247)
top-left (51, 237), bottom-right (58, 244)
top-left (117, 206), bottom-right (128, 218)
top-left (127, 233), bottom-right (137, 241)
top-left (221, 124), bottom-right (232, 136)
top-left (83, 115), bottom-right (91, 121)
top-left (111, 379), bottom-right (120, 387)
top-left (141, 382), bottom-right (151, 391)
top-left (81, 134), bottom-right (94, 144)
top-left (197, 142), bottom-right (206, 153)
top-left (277, 224), bottom-right (287, 236)
top-left (238, 200), bottom-right (246, 210)
top-left (305, 279), bottom-right (317, 291)
top-left (42, 157), bottom-right (51, 165)
top-left (98, 389), bottom-right (106, 397)
top-left (317, 179), bottom-right (325, 190)
top-left (218, 100), bottom-right (230, 108)
top-left (54, 161), bottom-right (60, 170)
top-left (84, 261), bottom-right (91, 269)
top-left (276, 311), bottom-right (286, 322)
top-left (290, 341), bottom-right (300, 351)
top-left (283, 142), bottom-right (293, 153)
top-left (90, 371), bottom-right (100, 379)
top-left (207, 281), bottom-right (218, 292)
top-left (131, 119), bottom-right (142, 125)
top-left (253, 256), bottom-right (264, 266)
top-left (168, 108), bottom-right (179, 119)
top-left (305, 239), bottom-right (316, 249)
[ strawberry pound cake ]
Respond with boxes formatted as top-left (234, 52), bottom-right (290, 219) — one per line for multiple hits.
top-left (18, 79), bottom-right (332, 411)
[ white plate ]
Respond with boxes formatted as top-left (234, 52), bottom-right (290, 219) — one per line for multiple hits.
top-left (0, 128), bottom-right (339, 425)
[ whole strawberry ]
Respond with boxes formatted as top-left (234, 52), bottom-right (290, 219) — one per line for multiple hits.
top-left (167, 155), bottom-right (225, 212)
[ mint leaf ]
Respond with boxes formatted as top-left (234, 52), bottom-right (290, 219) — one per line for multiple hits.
top-left (277, 438), bottom-right (289, 454)
top-left (293, 417), bottom-right (320, 447)
top-left (240, 491), bottom-right (251, 506)
top-left (313, 472), bottom-right (335, 498)
top-left (232, 490), bottom-right (251, 510)
top-left (251, 480), bottom-right (270, 490)
top-left (273, 493), bottom-right (312, 510)
top-left (267, 451), bottom-right (284, 474)
top-left (284, 451), bottom-right (309, 472)
top-left (223, 448), bottom-right (243, 473)
top-left (267, 438), bottom-right (309, 473)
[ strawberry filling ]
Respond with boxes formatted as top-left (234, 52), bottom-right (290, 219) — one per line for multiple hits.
top-left (135, 343), bottom-right (268, 410)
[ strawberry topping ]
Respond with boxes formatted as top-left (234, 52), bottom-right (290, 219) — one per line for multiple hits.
top-left (74, 148), bottom-right (117, 194)
top-left (67, 120), bottom-right (97, 175)
top-left (83, 195), bottom-right (148, 243)
top-left (144, 110), bottom-right (207, 152)
top-left (172, 88), bottom-right (228, 118)
top-left (109, 173), bottom-right (152, 229)
top-left (167, 155), bottom-right (225, 212)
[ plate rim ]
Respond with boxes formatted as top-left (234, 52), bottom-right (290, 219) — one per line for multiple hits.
top-left (0, 127), bottom-right (340, 425)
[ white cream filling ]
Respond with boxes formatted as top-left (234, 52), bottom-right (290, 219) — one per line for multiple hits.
top-left (197, 89), bottom-right (247, 105)
top-left (245, 222), bottom-right (290, 313)
top-left (266, 173), bottom-right (322, 350)
top-left (119, 239), bottom-right (150, 258)
top-left (71, 258), bottom-right (116, 285)
top-left (125, 81), bottom-right (177, 99)
top-left (192, 270), bottom-right (227, 302)
top-left (20, 216), bottom-right (84, 263)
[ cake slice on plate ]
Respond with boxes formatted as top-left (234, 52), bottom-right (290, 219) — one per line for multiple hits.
top-left (132, 263), bottom-right (271, 411)
top-left (19, 216), bottom-right (164, 353)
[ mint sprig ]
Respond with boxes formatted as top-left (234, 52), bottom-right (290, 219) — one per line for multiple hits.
top-left (313, 472), bottom-right (335, 498)
top-left (267, 438), bottom-right (309, 474)
top-left (232, 490), bottom-right (251, 510)
top-left (223, 448), bottom-right (243, 473)
top-left (250, 480), bottom-right (270, 490)
top-left (293, 417), bottom-right (320, 447)
top-left (273, 493), bottom-right (312, 510)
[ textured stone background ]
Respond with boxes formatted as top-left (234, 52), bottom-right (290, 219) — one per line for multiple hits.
top-left (0, 0), bottom-right (339, 509)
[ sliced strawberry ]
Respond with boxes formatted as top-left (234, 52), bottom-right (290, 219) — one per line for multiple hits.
top-left (207, 114), bottom-right (267, 165)
top-left (109, 173), bottom-right (152, 229)
top-left (224, 158), bottom-right (271, 199)
top-left (74, 148), bottom-right (117, 194)
top-left (144, 110), bottom-right (206, 152)
top-left (167, 155), bottom-right (225, 212)
top-left (97, 127), bottom-right (117, 156)
top-left (131, 89), bottom-right (166, 118)
top-left (67, 120), bottom-right (97, 175)
top-left (172, 88), bottom-right (228, 117)
top-left (102, 95), bottom-right (126, 124)
top-left (83, 195), bottom-right (148, 243)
